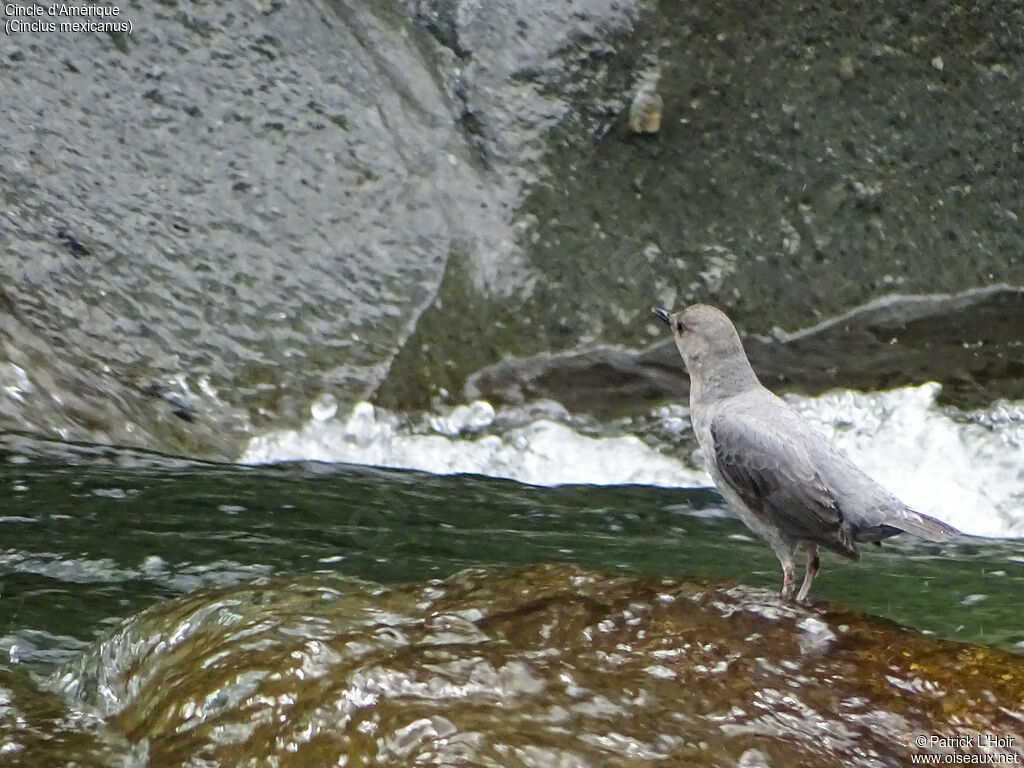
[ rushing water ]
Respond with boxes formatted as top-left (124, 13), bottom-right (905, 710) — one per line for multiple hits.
top-left (1, 449), bottom-right (1021, 667)
top-left (243, 383), bottom-right (1024, 538)
top-left (1, 383), bottom-right (1022, 768)
top-left (0, 443), bottom-right (1022, 765)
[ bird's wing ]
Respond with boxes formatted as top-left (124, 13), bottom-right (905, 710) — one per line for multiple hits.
top-left (709, 410), bottom-right (854, 551)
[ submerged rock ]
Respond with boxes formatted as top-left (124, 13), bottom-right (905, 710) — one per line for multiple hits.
top-left (0, 664), bottom-right (116, 768)
top-left (55, 565), bottom-right (1024, 767)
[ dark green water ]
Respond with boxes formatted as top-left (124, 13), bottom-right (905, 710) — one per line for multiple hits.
top-left (1, 447), bottom-right (1021, 676)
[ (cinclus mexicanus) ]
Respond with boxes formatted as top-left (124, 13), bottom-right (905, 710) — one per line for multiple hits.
top-left (653, 304), bottom-right (960, 602)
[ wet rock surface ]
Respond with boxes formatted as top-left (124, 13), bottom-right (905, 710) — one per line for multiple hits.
top-left (377, 1), bottom-right (1024, 411)
top-left (55, 564), bottom-right (1024, 767)
top-left (1, 0), bottom-right (507, 457)
top-left (3, 0), bottom-right (1022, 457)
top-left (0, 665), bottom-right (114, 768)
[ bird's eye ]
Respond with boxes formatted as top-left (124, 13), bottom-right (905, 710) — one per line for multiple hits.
top-left (675, 321), bottom-right (685, 333)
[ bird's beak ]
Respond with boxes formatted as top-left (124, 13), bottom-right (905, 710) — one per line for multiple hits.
top-left (651, 307), bottom-right (672, 326)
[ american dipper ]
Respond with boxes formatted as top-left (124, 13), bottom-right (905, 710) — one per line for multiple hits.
top-left (653, 304), bottom-right (960, 602)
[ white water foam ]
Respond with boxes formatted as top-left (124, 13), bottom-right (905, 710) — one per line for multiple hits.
top-left (242, 401), bottom-right (706, 488)
top-left (241, 384), bottom-right (1024, 539)
top-left (784, 384), bottom-right (1023, 539)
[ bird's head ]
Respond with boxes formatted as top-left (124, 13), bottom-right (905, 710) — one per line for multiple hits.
top-left (652, 304), bottom-right (757, 394)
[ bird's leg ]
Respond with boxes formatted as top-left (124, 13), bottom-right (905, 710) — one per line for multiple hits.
top-left (776, 550), bottom-right (796, 600)
top-left (796, 543), bottom-right (820, 603)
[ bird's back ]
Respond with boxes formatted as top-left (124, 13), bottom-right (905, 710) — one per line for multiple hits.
top-left (695, 385), bottom-right (957, 548)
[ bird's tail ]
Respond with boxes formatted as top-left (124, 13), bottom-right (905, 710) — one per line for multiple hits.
top-left (891, 508), bottom-right (961, 542)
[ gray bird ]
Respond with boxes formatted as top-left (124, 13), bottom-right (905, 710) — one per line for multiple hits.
top-left (653, 304), bottom-right (960, 602)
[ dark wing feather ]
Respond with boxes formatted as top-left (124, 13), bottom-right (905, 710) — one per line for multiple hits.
top-left (710, 413), bottom-right (856, 555)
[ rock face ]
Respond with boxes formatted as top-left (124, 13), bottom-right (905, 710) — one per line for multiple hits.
top-left (377, 0), bottom-right (1024, 410)
top-left (56, 565), bottom-right (1024, 767)
top-left (2, 0), bottom-right (1022, 458)
top-left (465, 285), bottom-right (1024, 414)
top-left (1, 0), bottom-right (511, 456)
